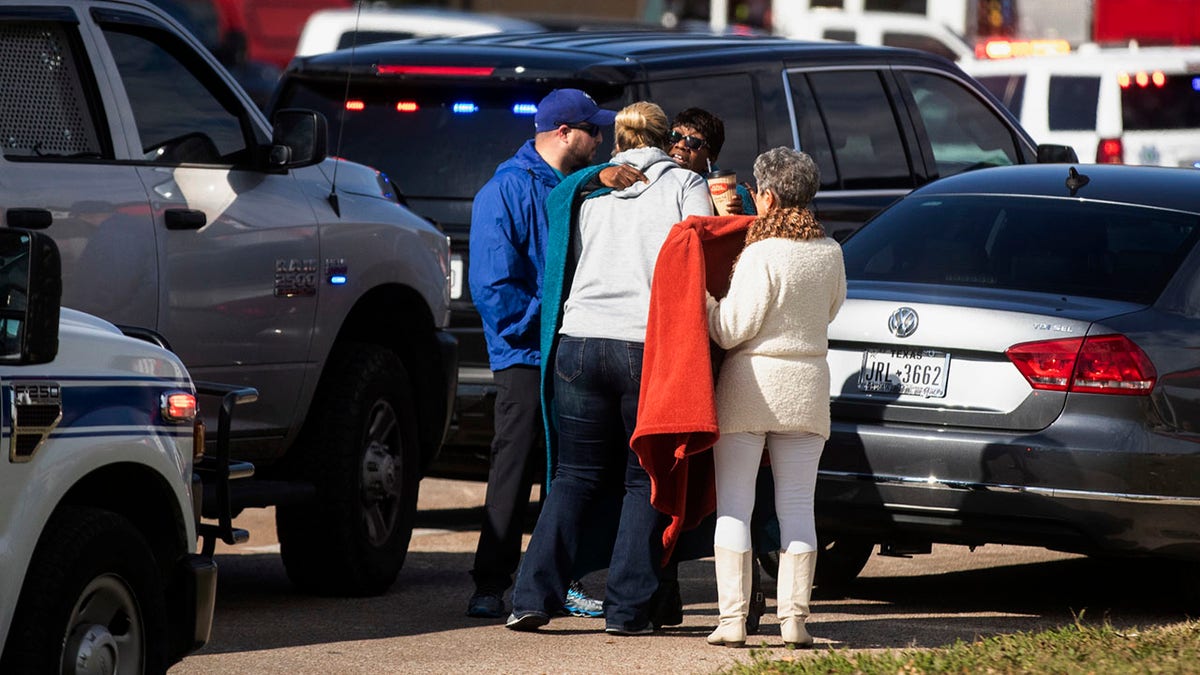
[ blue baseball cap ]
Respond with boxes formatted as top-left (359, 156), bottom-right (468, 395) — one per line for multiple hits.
top-left (534, 89), bottom-right (617, 133)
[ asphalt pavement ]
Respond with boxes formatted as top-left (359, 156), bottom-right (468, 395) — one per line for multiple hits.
top-left (171, 478), bottom-right (1194, 674)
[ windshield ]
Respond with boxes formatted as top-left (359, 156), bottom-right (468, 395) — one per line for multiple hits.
top-left (842, 194), bottom-right (1200, 304)
top-left (277, 78), bottom-right (624, 200)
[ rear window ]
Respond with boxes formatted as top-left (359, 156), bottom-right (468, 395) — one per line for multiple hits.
top-left (336, 30), bottom-right (414, 50)
top-left (843, 194), bottom-right (1200, 304)
top-left (276, 78), bottom-right (623, 200)
top-left (0, 21), bottom-right (109, 160)
top-left (1122, 74), bottom-right (1200, 130)
top-left (1048, 76), bottom-right (1099, 131)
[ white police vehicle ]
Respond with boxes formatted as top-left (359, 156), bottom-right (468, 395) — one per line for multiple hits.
top-left (774, 10), bottom-right (974, 62)
top-left (0, 230), bottom-right (254, 674)
top-left (964, 44), bottom-right (1200, 166)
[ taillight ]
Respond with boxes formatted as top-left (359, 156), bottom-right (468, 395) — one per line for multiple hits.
top-left (376, 65), bottom-right (494, 77)
top-left (1006, 334), bottom-right (1156, 396)
top-left (1096, 137), bottom-right (1124, 164)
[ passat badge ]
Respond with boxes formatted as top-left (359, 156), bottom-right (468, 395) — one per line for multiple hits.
top-left (888, 307), bottom-right (919, 338)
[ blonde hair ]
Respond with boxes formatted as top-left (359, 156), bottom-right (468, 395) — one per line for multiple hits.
top-left (614, 101), bottom-right (668, 152)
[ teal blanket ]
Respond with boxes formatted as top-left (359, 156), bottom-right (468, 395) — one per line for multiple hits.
top-left (539, 163), bottom-right (611, 489)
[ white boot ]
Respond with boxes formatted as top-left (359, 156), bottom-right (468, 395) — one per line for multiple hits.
top-left (706, 547), bottom-right (752, 647)
top-left (777, 550), bottom-right (816, 648)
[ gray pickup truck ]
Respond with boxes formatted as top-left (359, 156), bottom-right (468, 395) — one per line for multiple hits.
top-left (0, 0), bottom-right (457, 596)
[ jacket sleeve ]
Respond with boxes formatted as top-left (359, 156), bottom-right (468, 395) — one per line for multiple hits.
top-left (735, 183), bottom-right (757, 216)
top-left (707, 242), bottom-right (773, 350)
top-left (468, 174), bottom-right (541, 344)
top-left (830, 244), bottom-right (847, 323)
top-left (682, 173), bottom-right (716, 218)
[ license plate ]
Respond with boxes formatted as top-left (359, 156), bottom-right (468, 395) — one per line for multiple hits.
top-left (450, 254), bottom-right (463, 300)
top-left (857, 348), bottom-right (950, 398)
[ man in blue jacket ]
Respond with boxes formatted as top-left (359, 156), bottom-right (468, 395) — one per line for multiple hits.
top-left (467, 89), bottom-right (643, 619)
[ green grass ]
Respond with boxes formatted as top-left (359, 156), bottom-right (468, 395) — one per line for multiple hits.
top-left (724, 617), bottom-right (1200, 674)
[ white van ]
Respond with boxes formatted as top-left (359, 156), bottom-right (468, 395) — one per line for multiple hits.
top-left (295, 6), bottom-right (544, 57)
top-left (963, 45), bottom-right (1200, 167)
top-left (776, 10), bottom-right (973, 62)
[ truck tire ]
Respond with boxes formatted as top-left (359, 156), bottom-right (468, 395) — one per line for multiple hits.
top-left (277, 343), bottom-right (420, 596)
top-left (0, 506), bottom-right (168, 675)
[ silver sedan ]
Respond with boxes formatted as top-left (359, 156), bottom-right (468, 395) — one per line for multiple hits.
top-left (816, 163), bottom-right (1200, 596)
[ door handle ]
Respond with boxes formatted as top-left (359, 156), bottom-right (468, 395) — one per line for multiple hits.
top-left (6, 208), bottom-right (52, 229)
top-left (164, 208), bottom-right (207, 230)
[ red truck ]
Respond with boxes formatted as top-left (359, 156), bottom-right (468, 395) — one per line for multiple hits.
top-left (214, 0), bottom-right (350, 68)
top-left (1093, 0), bottom-right (1200, 46)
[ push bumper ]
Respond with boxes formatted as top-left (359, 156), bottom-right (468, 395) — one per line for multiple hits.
top-left (174, 553), bottom-right (218, 655)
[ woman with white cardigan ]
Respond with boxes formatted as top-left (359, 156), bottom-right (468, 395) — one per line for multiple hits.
top-left (704, 147), bottom-right (846, 648)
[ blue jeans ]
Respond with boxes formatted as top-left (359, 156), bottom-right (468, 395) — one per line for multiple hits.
top-left (511, 336), bottom-right (665, 630)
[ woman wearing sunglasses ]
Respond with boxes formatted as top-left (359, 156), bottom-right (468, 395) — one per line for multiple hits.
top-left (507, 101), bottom-right (713, 636)
top-left (668, 108), bottom-right (755, 216)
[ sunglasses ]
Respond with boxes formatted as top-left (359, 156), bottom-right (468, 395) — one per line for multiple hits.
top-left (564, 122), bottom-right (601, 137)
top-left (669, 129), bottom-right (708, 151)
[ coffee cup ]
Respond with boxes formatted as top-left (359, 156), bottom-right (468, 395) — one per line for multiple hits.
top-left (706, 170), bottom-right (737, 216)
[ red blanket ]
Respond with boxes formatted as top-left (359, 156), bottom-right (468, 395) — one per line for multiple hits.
top-left (631, 214), bottom-right (753, 563)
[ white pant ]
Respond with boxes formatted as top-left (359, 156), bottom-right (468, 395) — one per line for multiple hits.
top-left (712, 430), bottom-right (823, 554)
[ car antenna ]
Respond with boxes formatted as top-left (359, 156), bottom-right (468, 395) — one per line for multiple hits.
top-left (1065, 166), bottom-right (1090, 196)
top-left (328, 0), bottom-right (367, 217)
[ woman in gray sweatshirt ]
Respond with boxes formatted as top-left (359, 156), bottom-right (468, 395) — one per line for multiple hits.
top-left (508, 101), bottom-right (712, 635)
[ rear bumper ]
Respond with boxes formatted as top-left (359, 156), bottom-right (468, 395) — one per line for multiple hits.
top-left (818, 415), bottom-right (1200, 561)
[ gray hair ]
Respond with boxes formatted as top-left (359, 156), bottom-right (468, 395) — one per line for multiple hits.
top-left (753, 147), bottom-right (819, 209)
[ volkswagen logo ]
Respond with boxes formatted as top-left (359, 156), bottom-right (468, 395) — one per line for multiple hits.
top-left (888, 307), bottom-right (919, 338)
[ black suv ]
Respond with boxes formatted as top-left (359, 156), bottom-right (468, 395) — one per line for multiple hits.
top-left (271, 31), bottom-right (1069, 475)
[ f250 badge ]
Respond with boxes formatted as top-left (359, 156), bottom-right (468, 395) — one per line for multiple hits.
top-left (274, 259), bottom-right (319, 297)
top-left (10, 381), bottom-right (62, 462)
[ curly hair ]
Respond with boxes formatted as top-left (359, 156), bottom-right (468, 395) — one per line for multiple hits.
top-left (744, 207), bottom-right (825, 246)
top-left (753, 147), bottom-right (819, 209)
top-left (614, 101), bottom-right (669, 152)
top-left (670, 107), bottom-right (726, 157)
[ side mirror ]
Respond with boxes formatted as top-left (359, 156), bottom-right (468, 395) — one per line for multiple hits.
top-left (0, 229), bottom-right (61, 364)
top-left (269, 109), bottom-right (328, 169)
top-left (1036, 143), bottom-right (1079, 163)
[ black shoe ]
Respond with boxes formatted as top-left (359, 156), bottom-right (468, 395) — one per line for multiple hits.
top-left (466, 590), bottom-right (505, 619)
top-left (505, 611), bottom-right (550, 632)
top-left (604, 622), bottom-right (655, 636)
top-left (647, 579), bottom-right (683, 627)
